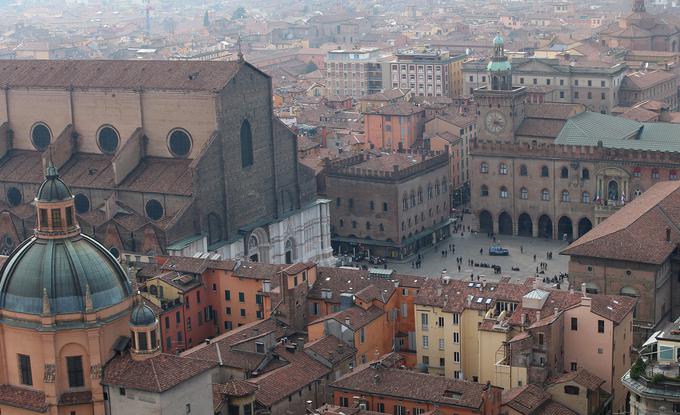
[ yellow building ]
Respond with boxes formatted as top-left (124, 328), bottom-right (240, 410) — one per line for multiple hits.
top-left (414, 276), bottom-right (635, 411)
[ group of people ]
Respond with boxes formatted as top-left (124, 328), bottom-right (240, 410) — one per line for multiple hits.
top-left (410, 253), bottom-right (424, 269)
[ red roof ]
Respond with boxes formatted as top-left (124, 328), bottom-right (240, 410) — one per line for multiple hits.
top-left (102, 353), bottom-right (216, 393)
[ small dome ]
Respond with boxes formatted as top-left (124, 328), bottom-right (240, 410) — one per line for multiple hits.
top-left (493, 34), bottom-right (504, 46)
top-left (0, 234), bottom-right (131, 314)
top-left (36, 164), bottom-right (73, 202)
top-left (130, 302), bottom-right (156, 326)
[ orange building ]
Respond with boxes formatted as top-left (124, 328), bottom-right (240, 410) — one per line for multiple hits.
top-left (364, 102), bottom-right (426, 151)
top-left (141, 257), bottom-right (318, 353)
top-left (330, 354), bottom-right (502, 415)
top-left (307, 268), bottom-right (425, 367)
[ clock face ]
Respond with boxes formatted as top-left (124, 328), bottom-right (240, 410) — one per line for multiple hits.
top-left (485, 111), bottom-right (507, 134)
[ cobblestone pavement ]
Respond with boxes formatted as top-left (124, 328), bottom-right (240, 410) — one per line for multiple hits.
top-left (384, 214), bottom-right (571, 286)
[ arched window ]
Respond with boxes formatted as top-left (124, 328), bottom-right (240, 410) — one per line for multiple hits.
top-left (417, 187), bottom-right (423, 203)
top-left (560, 166), bottom-right (569, 179)
top-left (582, 192), bottom-right (590, 204)
top-left (520, 164), bottom-right (528, 176)
top-left (561, 190), bottom-right (570, 202)
top-left (240, 120), bottom-right (254, 168)
top-left (499, 163), bottom-right (508, 175)
top-left (379, 223), bottom-right (384, 231)
top-left (541, 189), bottom-right (550, 201)
top-left (481, 185), bottom-right (489, 197)
top-left (541, 166), bottom-right (549, 177)
top-left (435, 180), bottom-right (440, 195)
top-left (581, 168), bottom-right (590, 180)
top-left (74, 194), bottom-right (90, 213)
top-left (366, 222), bottom-right (371, 230)
top-left (480, 162), bottom-right (489, 174)
top-left (410, 190), bottom-right (416, 207)
top-left (652, 168), bottom-right (660, 179)
top-left (520, 187), bottom-right (528, 200)
top-left (6, 187), bottom-right (22, 207)
top-left (427, 183), bottom-right (433, 199)
top-left (402, 193), bottom-right (408, 210)
top-left (500, 186), bottom-right (508, 199)
top-left (284, 239), bottom-right (295, 264)
top-left (339, 219), bottom-right (344, 227)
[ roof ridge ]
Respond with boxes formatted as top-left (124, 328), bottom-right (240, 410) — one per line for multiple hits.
top-left (150, 357), bottom-right (162, 392)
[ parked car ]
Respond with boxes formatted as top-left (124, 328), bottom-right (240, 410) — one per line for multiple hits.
top-left (488, 244), bottom-right (509, 256)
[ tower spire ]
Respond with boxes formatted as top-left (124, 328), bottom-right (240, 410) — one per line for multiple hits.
top-left (237, 35), bottom-right (244, 63)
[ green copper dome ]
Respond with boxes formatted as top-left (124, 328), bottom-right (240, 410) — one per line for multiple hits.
top-left (0, 234), bottom-right (131, 315)
top-left (36, 164), bottom-right (72, 202)
top-left (130, 302), bottom-right (156, 326)
top-left (493, 34), bottom-right (504, 46)
top-left (487, 60), bottom-right (512, 72)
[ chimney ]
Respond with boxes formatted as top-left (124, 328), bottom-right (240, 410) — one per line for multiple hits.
top-left (337, 343), bottom-right (344, 354)
top-left (521, 313), bottom-right (527, 325)
top-left (345, 317), bottom-right (351, 326)
top-left (532, 278), bottom-right (539, 289)
top-left (373, 374), bottom-right (381, 384)
top-left (554, 307), bottom-right (559, 316)
top-left (535, 311), bottom-right (541, 322)
top-left (581, 283), bottom-right (588, 297)
top-left (437, 287), bottom-right (443, 296)
top-left (667, 227), bottom-right (672, 242)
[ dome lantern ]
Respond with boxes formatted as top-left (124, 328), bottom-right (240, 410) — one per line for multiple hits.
top-left (0, 164), bottom-right (131, 316)
top-left (129, 299), bottom-right (161, 360)
top-left (34, 162), bottom-right (79, 238)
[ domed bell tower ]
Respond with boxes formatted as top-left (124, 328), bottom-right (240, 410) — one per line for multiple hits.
top-left (35, 162), bottom-right (80, 238)
top-left (472, 33), bottom-right (528, 142)
top-left (129, 297), bottom-right (161, 360)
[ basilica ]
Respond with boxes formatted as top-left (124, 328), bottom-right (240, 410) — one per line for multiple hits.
top-left (0, 59), bottom-right (333, 266)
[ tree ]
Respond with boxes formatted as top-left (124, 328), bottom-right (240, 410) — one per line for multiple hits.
top-left (232, 6), bottom-right (246, 20)
top-left (203, 10), bottom-right (210, 27)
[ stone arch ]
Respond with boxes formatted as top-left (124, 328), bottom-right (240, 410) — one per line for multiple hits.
top-left (538, 215), bottom-right (552, 239)
top-left (558, 216), bottom-right (573, 241)
top-left (578, 217), bottom-right (593, 238)
top-left (498, 212), bottom-right (513, 235)
top-left (284, 238), bottom-right (296, 264)
top-left (58, 342), bottom-right (90, 389)
top-left (479, 210), bottom-right (493, 233)
top-left (247, 227), bottom-right (269, 263)
top-left (518, 213), bottom-right (533, 237)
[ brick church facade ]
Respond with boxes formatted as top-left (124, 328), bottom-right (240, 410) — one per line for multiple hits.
top-left (0, 59), bottom-right (333, 265)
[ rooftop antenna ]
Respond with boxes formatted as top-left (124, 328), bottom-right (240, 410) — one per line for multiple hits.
top-left (237, 35), bottom-right (244, 63)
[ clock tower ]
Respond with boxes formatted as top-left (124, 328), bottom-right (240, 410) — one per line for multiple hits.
top-left (473, 34), bottom-right (527, 141)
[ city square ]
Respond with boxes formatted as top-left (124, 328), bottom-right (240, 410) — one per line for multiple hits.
top-left (386, 214), bottom-right (571, 285)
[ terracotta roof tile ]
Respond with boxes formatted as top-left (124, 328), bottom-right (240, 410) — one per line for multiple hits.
top-left (331, 363), bottom-right (493, 409)
top-left (502, 384), bottom-right (549, 414)
top-left (305, 335), bottom-right (356, 364)
top-left (562, 180), bottom-right (680, 264)
top-left (213, 381), bottom-right (259, 412)
top-left (546, 369), bottom-right (605, 391)
top-left (102, 352), bottom-right (216, 393)
top-left (251, 343), bottom-right (331, 407)
top-left (0, 60), bottom-right (241, 91)
top-left (313, 305), bottom-right (385, 331)
top-left (0, 384), bottom-right (48, 412)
